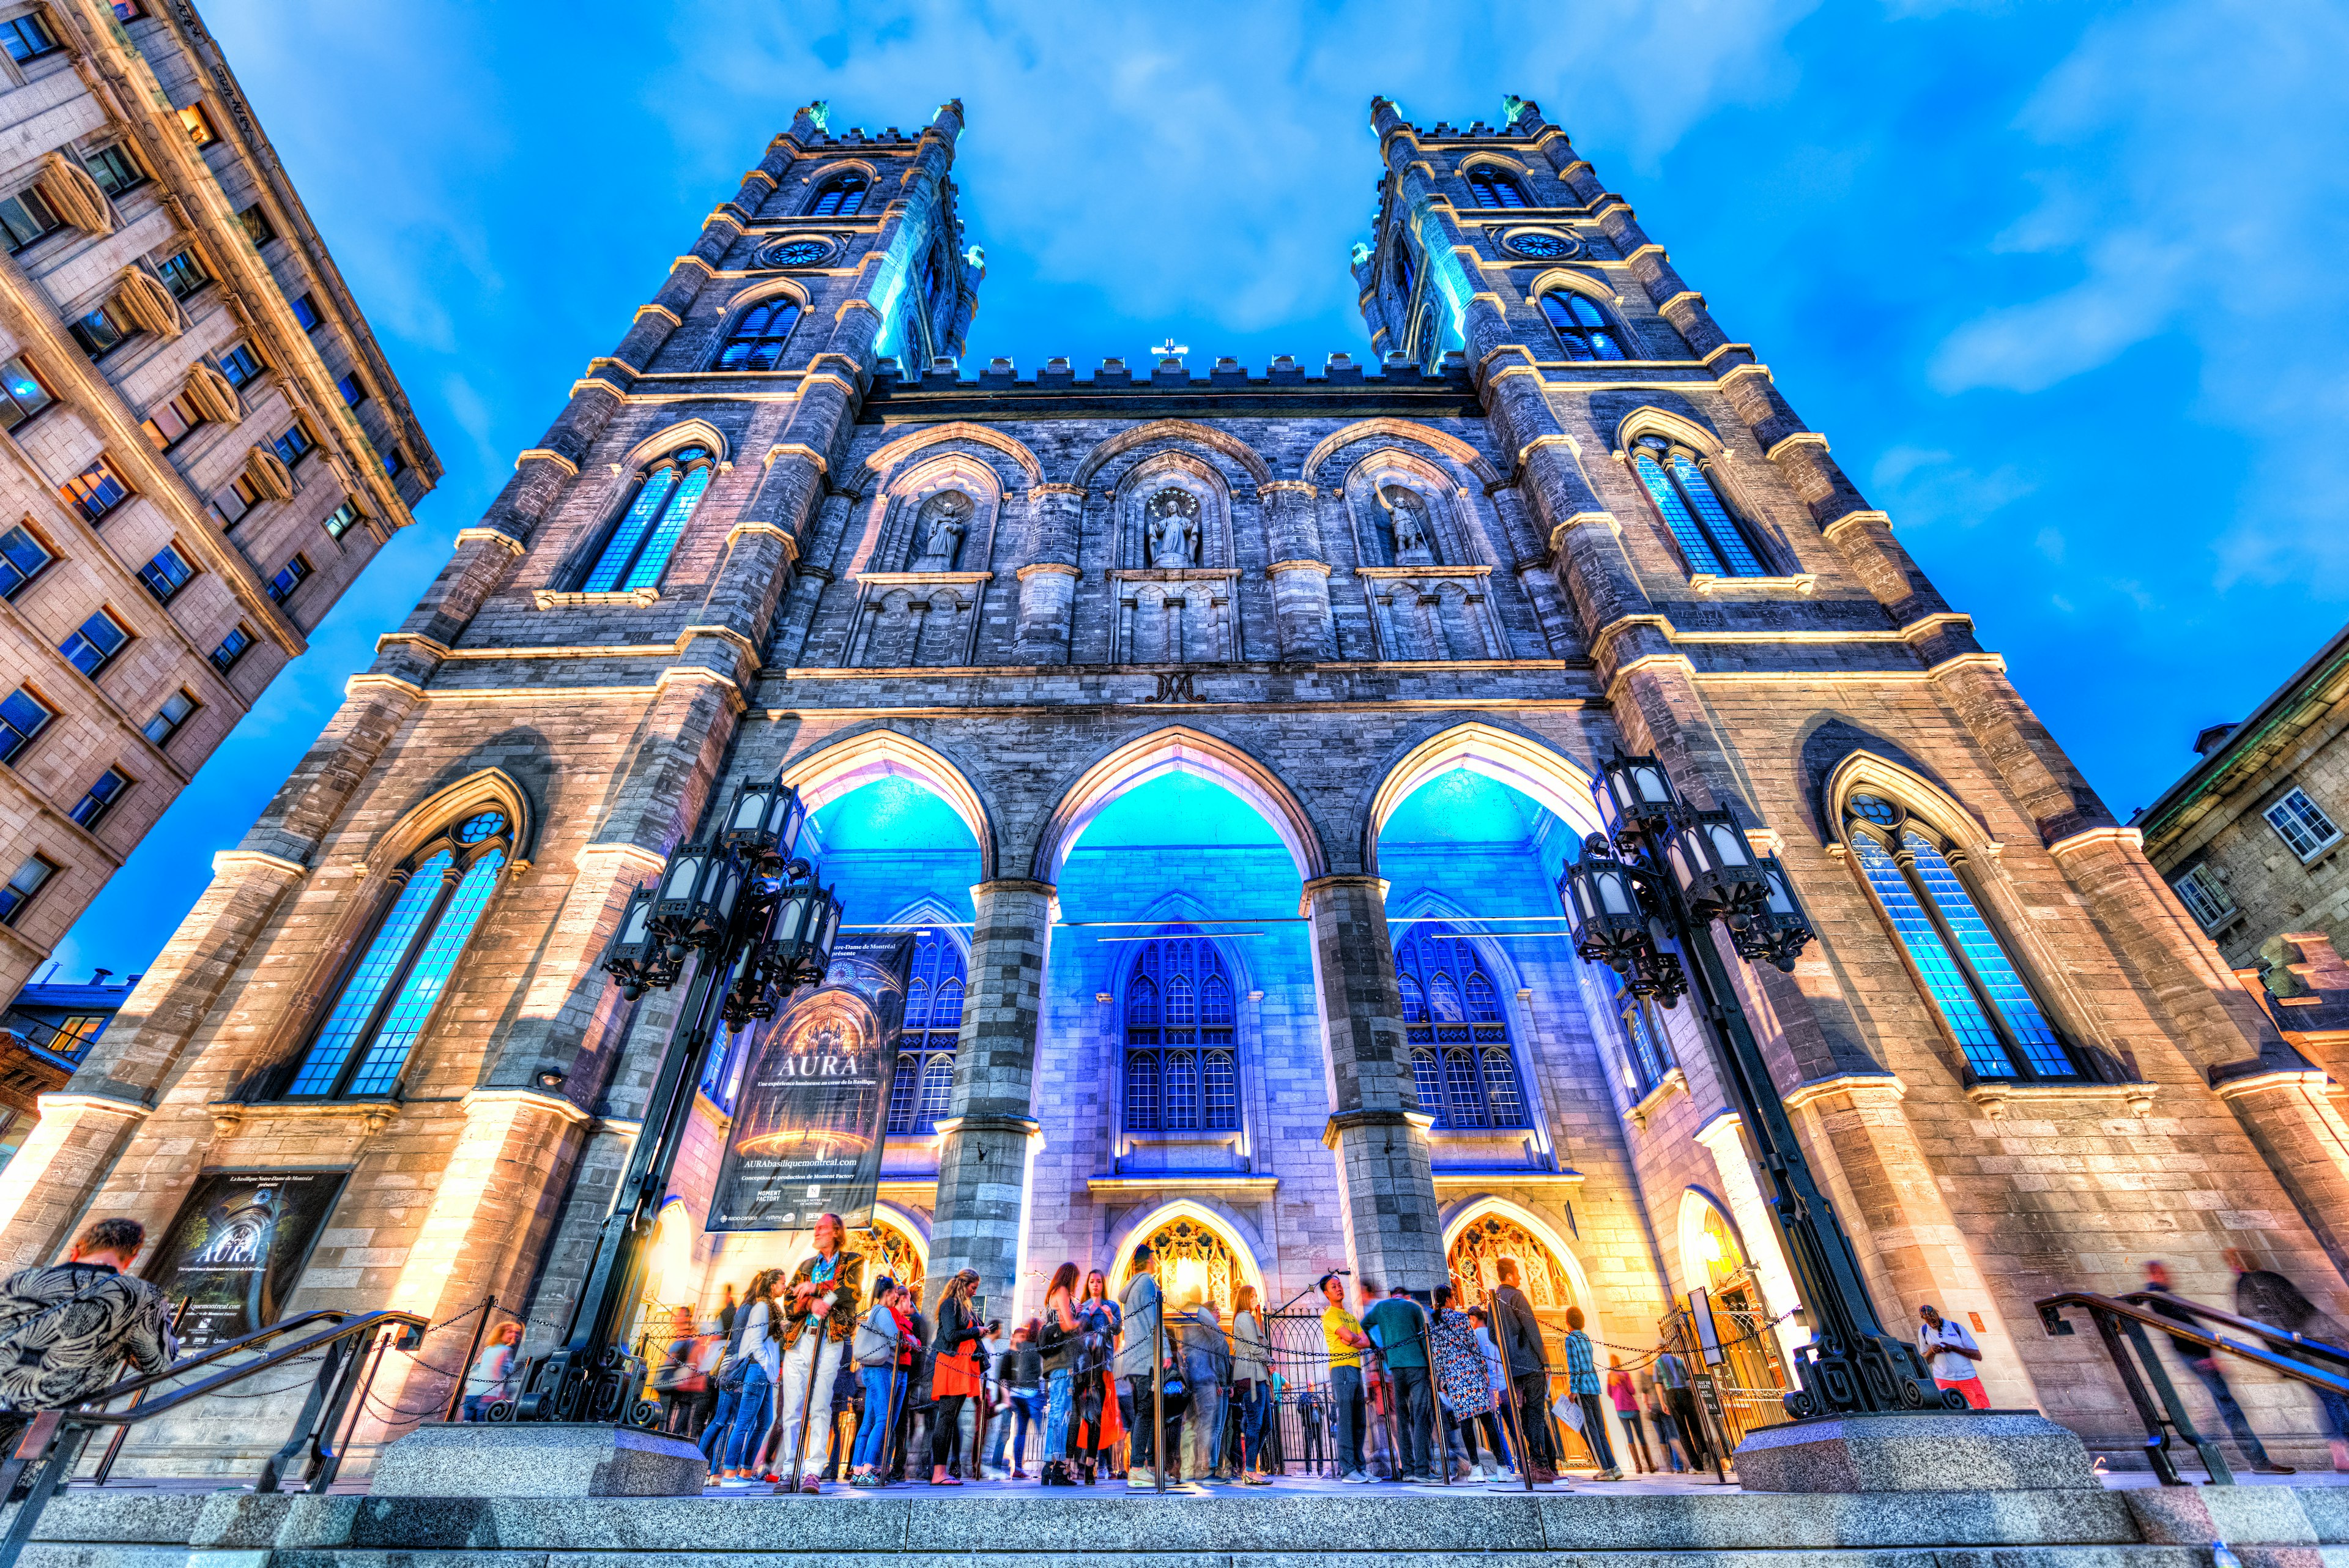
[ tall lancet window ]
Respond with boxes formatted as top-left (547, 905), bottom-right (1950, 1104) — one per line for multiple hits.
top-left (1842, 792), bottom-right (2078, 1081)
top-left (1124, 932), bottom-right (1239, 1133)
top-left (583, 445), bottom-right (714, 593)
top-left (288, 809), bottom-right (511, 1098)
top-left (1464, 166), bottom-right (1527, 208)
top-left (1540, 291), bottom-right (1627, 362)
top-left (714, 299), bottom-right (801, 371)
top-left (1630, 434), bottom-right (1768, 578)
top-left (888, 930), bottom-right (966, 1134)
top-left (1397, 924), bottom-right (1529, 1129)
top-left (809, 174), bottom-right (869, 216)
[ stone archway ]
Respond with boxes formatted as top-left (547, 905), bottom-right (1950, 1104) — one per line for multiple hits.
top-left (1445, 1207), bottom-right (1576, 1316)
top-left (860, 1209), bottom-right (927, 1301)
top-left (1110, 1203), bottom-right (1266, 1322)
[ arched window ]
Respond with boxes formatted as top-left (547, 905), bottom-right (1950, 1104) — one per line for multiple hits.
top-left (1124, 932), bottom-right (1239, 1133)
top-left (1842, 792), bottom-right (2078, 1081)
top-left (1397, 924), bottom-right (1529, 1129)
top-left (1629, 433), bottom-right (1767, 578)
top-left (713, 299), bottom-right (801, 372)
top-left (809, 174), bottom-right (869, 217)
top-left (1392, 242), bottom-right (1415, 299)
top-left (287, 808), bottom-right (511, 1099)
top-left (1540, 291), bottom-right (1626, 362)
top-left (1464, 166), bottom-right (1527, 209)
top-left (887, 930), bottom-right (965, 1134)
top-left (1614, 977), bottom-right (1675, 1098)
top-left (582, 445), bottom-right (715, 593)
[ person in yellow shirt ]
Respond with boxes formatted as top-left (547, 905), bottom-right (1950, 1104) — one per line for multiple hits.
top-left (1319, 1273), bottom-right (1372, 1481)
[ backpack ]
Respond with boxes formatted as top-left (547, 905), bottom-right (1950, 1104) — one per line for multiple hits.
top-left (714, 1305), bottom-right (755, 1392)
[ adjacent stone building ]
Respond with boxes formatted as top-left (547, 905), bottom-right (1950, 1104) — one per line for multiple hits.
top-left (0, 0), bottom-right (438, 1001)
top-left (5, 93), bottom-right (2345, 1476)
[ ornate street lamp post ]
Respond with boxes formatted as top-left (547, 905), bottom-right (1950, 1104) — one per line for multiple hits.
top-left (1559, 753), bottom-right (1953, 1420)
top-left (499, 775), bottom-right (842, 1428)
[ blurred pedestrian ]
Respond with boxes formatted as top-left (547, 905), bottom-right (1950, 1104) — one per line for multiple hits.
top-left (2143, 1260), bottom-right (2294, 1475)
top-left (2225, 1248), bottom-right (2349, 1473)
top-left (1364, 1282), bottom-right (1435, 1484)
top-left (1179, 1291), bottom-right (1233, 1482)
top-left (1607, 1355), bottom-right (1650, 1473)
top-left (1561, 1307), bottom-right (1619, 1480)
top-left (1491, 1260), bottom-right (1558, 1485)
top-left (1230, 1283), bottom-right (1272, 1484)
top-left (462, 1321), bottom-right (522, 1422)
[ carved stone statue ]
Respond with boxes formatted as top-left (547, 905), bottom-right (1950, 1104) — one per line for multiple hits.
top-left (909, 491), bottom-right (971, 571)
top-left (1381, 485), bottom-right (1437, 565)
top-left (1144, 488), bottom-right (1201, 567)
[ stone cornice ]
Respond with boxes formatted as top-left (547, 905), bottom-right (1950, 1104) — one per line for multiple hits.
top-left (212, 849), bottom-right (307, 881)
top-left (1780, 1071), bottom-right (1907, 1114)
top-left (1965, 1079), bottom-right (2158, 1118)
top-left (460, 1087), bottom-right (595, 1128)
top-left (2047, 825), bottom-right (2143, 860)
top-left (456, 527), bottom-right (529, 558)
top-left (2211, 1068), bottom-right (2336, 1101)
top-left (513, 448), bottom-right (580, 477)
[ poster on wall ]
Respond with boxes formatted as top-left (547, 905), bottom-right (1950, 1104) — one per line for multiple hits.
top-left (142, 1168), bottom-right (351, 1350)
top-left (706, 932), bottom-right (912, 1233)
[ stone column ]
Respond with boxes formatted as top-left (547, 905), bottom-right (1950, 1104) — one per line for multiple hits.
top-left (929, 880), bottom-right (1052, 1312)
top-left (1261, 481), bottom-right (1333, 661)
top-left (1016, 483), bottom-right (1085, 660)
top-left (1301, 874), bottom-right (1444, 1294)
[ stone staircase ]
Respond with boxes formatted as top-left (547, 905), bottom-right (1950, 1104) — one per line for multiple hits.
top-left (10, 1484), bottom-right (2346, 1568)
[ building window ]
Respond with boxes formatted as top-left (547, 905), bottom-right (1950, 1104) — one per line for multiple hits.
top-left (1630, 433), bottom-right (1767, 578)
top-left (289, 291), bottom-right (321, 331)
top-left (323, 500), bottom-right (358, 540)
top-left (286, 809), bottom-right (511, 1098)
top-left (1540, 291), bottom-right (1627, 361)
top-left (0, 855), bottom-right (55, 926)
top-left (236, 203), bottom-right (275, 248)
top-left (177, 104), bottom-right (216, 147)
top-left (141, 688), bottom-right (195, 746)
top-left (886, 930), bottom-right (966, 1135)
top-left (69, 766), bottom-right (128, 828)
top-left (265, 554), bottom-right (310, 604)
top-left (582, 445), bottom-right (713, 593)
top-left (1393, 242), bottom-right (1414, 299)
top-left (271, 419), bottom-right (314, 468)
top-left (139, 389), bottom-right (207, 453)
top-left (59, 609), bottom-right (130, 677)
top-left (208, 472), bottom-right (262, 531)
top-left (0, 686), bottom-right (53, 762)
top-left (0, 185), bottom-right (61, 252)
top-left (335, 371), bottom-right (366, 409)
top-left (136, 544), bottom-right (193, 603)
top-left (808, 174), bottom-right (868, 217)
top-left (380, 446), bottom-right (406, 480)
top-left (1123, 931), bottom-right (1239, 1134)
top-left (1615, 978), bottom-right (1675, 1099)
top-left (2172, 864), bottom-right (2236, 930)
top-left (154, 249), bottom-right (206, 300)
top-left (108, 0), bottom-right (140, 19)
top-left (0, 356), bottom-right (53, 430)
top-left (82, 145), bottom-right (142, 197)
top-left (1844, 791), bottom-right (2077, 1081)
top-left (209, 622), bottom-right (251, 673)
top-left (217, 343), bottom-right (262, 390)
top-left (0, 12), bottom-right (59, 62)
top-left (1397, 923), bottom-right (1530, 1129)
top-left (2264, 787), bottom-right (2340, 862)
top-left (0, 524), bottom-right (51, 598)
top-left (713, 299), bottom-right (801, 372)
top-left (59, 456), bottom-right (130, 522)
top-left (1464, 166), bottom-right (1527, 208)
top-left (69, 300), bottom-right (138, 359)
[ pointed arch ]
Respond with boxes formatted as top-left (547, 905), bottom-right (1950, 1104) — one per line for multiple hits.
top-left (1609, 404), bottom-right (1726, 463)
top-left (720, 278), bottom-right (813, 318)
top-left (622, 417), bottom-right (731, 469)
top-left (368, 766), bottom-right (538, 875)
top-left (1676, 1187), bottom-right (1750, 1295)
top-left (776, 729), bottom-right (996, 880)
top-left (1302, 417), bottom-right (1504, 487)
top-left (1031, 726), bottom-right (1326, 882)
top-left (1070, 418), bottom-right (1272, 489)
top-left (1105, 1198), bottom-right (1267, 1310)
top-left (1441, 1195), bottom-right (1600, 1331)
top-left (1365, 720), bottom-right (1603, 874)
top-left (864, 420), bottom-right (1043, 486)
top-left (1819, 749), bottom-right (2000, 860)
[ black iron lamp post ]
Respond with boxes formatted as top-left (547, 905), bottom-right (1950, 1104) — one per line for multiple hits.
top-left (498, 774), bottom-right (842, 1428)
top-left (1559, 752), bottom-right (1954, 1421)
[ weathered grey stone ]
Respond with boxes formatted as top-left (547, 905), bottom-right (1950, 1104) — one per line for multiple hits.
top-left (1730, 1412), bottom-right (2101, 1494)
top-left (366, 1423), bottom-right (708, 1498)
top-left (2120, 1485), bottom-right (2320, 1546)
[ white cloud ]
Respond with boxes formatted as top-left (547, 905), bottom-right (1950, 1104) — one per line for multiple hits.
top-left (1868, 445), bottom-right (2035, 530)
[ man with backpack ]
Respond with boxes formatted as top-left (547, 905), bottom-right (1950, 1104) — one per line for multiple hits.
top-left (0, 1218), bottom-right (177, 1429)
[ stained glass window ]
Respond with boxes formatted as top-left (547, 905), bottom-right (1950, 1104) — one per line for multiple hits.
top-left (584, 448), bottom-right (711, 593)
top-left (809, 174), bottom-right (869, 217)
top-left (1124, 931), bottom-right (1239, 1133)
top-left (287, 810), bottom-right (512, 1098)
top-left (887, 931), bottom-right (965, 1134)
top-left (714, 299), bottom-right (801, 372)
top-left (1540, 291), bottom-right (1625, 361)
top-left (1631, 436), bottom-right (1766, 578)
top-left (1845, 792), bottom-right (2077, 1081)
top-left (1464, 166), bottom-right (1527, 208)
top-left (1397, 924), bottom-right (1529, 1129)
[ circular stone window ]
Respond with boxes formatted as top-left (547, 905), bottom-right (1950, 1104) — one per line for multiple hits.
top-left (1506, 231), bottom-right (1579, 259)
top-left (757, 236), bottom-right (836, 269)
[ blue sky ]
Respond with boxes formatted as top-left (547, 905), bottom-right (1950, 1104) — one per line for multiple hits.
top-left (46, 0), bottom-right (2349, 981)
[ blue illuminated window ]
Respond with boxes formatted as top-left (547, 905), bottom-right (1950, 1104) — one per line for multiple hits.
top-left (272, 420), bottom-right (314, 468)
top-left (1397, 923), bottom-right (1527, 1129)
top-left (70, 765), bottom-right (129, 828)
top-left (713, 299), bottom-right (800, 372)
top-left (154, 250), bottom-right (205, 300)
top-left (289, 291), bottom-right (321, 331)
top-left (888, 931), bottom-right (965, 1134)
top-left (217, 343), bottom-right (263, 390)
top-left (0, 686), bottom-right (54, 763)
top-left (286, 812), bottom-right (511, 1098)
top-left (83, 145), bottom-right (142, 197)
top-left (1616, 978), bottom-right (1675, 1099)
top-left (0, 355), bottom-right (52, 430)
top-left (209, 622), bottom-right (251, 673)
top-left (138, 544), bottom-right (193, 603)
top-left (0, 524), bottom-right (52, 598)
top-left (0, 855), bottom-right (54, 926)
top-left (1631, 435), bottom-right (1767, 578)
top-left (141, 688), bottom-right (195, 745)
top-left (0, 13), bottom-right (59, 62)
top-left (1124, 931), bottom-right (1238, 1134)
top-left (59, 609), bottom-right (129, 677)
top-left (1540, 291), bottom-right (1626, 362)
top-left (582, 447), bottom-right (712, 593)
top-left (1464, 166), bottom-right (1527, 208)
top-left (266, 554), bottom-right (310, 603)
top-left (336, 372), bottom-right (366, 409)
top-left (1846, 792), bottom-right (2076, 1080)
top-left (808, 174), bottom-right (868, 217)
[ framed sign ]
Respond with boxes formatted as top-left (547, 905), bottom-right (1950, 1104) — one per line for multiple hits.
top-left (142, 1168), bottom-right (351, 1350)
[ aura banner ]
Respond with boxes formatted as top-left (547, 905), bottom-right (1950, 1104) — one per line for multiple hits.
top-left (707, 932), bottom-right (912, 1232)
top-left (143, 1169), bottom-right (351, 1350)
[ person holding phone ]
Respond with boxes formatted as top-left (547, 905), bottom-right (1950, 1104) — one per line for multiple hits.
top-left (1915, 1303), bottom-right (1988, 1411)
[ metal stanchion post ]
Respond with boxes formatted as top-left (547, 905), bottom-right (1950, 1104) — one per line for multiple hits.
top-left (1417, 1310), bottom-right (1450, 1486)
top-left (439, 1295), bottom-right (497, 1425)
top-left (1151, 1300), bottom-right (1166, 1495)
top-left (781, 1320), bottom-right (824, 1493)
top-left (1493, 1359), bottom-right (1537, 1492)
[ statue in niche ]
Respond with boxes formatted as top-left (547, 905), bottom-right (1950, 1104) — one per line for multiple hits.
top-left (1144, 487), bottom-right (1202, 567)
top-left (908, 490), bottom-right (971, 571)
top-left (1380, 484), bottom-right (1438, 565)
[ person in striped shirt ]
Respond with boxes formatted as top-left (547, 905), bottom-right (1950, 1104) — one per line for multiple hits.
top-left (1560, 1308), bottom-right (1621, 1481)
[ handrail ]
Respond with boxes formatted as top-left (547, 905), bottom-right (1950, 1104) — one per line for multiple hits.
top-left (0, 1307), bottom-right (425, 1568)
top-left (2037, 1287), bottom-right (2349, 1487)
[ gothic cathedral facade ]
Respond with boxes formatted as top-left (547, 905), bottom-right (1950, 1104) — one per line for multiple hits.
top-left (9, 96), bottom-right (2347, 1469)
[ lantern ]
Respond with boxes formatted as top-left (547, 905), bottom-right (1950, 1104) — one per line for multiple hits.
top-left (1727, 852), bottom-right (1817, 973)
top-left (650, 842), bottom-right (744, 951)
top-left (721, 775), bottom-right (807, 865)
top-left (599, 884), bottom-right (666, 998)
top-left (1593, 751), bottom-right (1680, 847)
top-left (763, 871), bottom-right (844, 988)
top-left (1559, 841), bottom-right (1687, 1004)
top-left (1664, 809), bottom-right (1772, 916)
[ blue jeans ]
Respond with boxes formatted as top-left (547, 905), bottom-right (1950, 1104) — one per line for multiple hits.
top-left (722, 1362), bottom-right (773, 1471)
top-left (1042, 1368), bottom-right (1074, 1461)
top-left (1233, 1380), bottom-right (1267, 1469)
top-left (1330, 1365), bottom-right (1365, 1476)
top-left (2318, 1388), bottom-right (2349, 1443)
top-left (2184, 1359), bottom-right (2274, 1467)
top-left (1004, 1391), bottom-right (1043, 1468)
top-left (852, 1367), bottom-right (903, 1471)
top-left (699, 1386), bottom-right (740, 1462)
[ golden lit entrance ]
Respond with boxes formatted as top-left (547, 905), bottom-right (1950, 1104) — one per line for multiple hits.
top-left (1447, 1211), bottom-right (1575, 1314)
top-left (858, 1214), bottom-right (925, 1301)
top-left (1126, 1215), bottom-right (1245, 1318)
